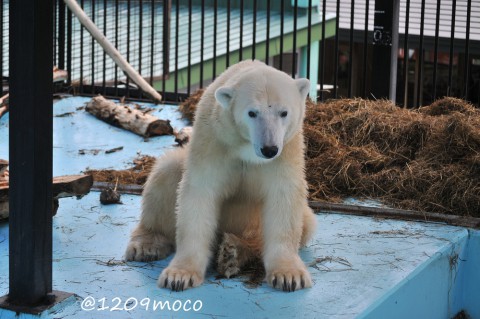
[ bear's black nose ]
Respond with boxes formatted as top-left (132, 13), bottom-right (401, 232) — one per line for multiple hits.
top-left (261, 146), bottom-right (278, 158)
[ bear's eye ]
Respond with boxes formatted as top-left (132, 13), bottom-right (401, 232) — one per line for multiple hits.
top-left (248, 111), bottom-right (257, 118)
top-left (280, 111), bottom-right (288, 118)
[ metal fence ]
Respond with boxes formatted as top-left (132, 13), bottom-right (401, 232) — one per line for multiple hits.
top-left (1, 0), bottom-right (479, 106)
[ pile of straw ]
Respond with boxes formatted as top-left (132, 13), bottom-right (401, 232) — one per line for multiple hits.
top-left (304, 97), bottom-right (480, 217)
top-left (85, 155), bottom-right (156, 185)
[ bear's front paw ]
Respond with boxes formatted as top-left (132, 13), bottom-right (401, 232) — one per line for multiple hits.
top-left (158, 266), bottom-right (204, 292)
top-left (266, 264), bottom-right (312, 292)
top-left (124, 235), bottom-right (173, 262)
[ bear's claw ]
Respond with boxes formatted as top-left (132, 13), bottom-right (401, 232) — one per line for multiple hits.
top-left (124, 230), bottom-right (174, 262)
top-left (267, 267), bottom-right (312, 292)
top-left (157, 266), bottom-right (203, 292)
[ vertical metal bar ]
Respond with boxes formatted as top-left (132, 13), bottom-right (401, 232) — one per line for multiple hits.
top-left (447, 0), bottom-right (456, 96)
top-left (252, 0), bottom-right (257, 60)
top-left (292, 0), bottom-right (298, 78)
top-left (319, 0), bottom-right (326, 101)
top-left (187, 0), bottom-right (192, 95)
top-left (432, 0), bottom-right (441, 100)
top-left (126, 0), bottom-right (131, 97)
top-left (212, 0), bottom-right (218, 80)
top-left (280, 0), bottom-right (284, 70)
top-left (102, 0), bottom-right (107, 95)
top-left (67, 5), bottom-right (72, 86)
top-left (149, 0), bottom-right (155, 86)
top-left (200, 0), bottom-right (205, 88)
top-left (0, 0), bottom-right (3, 96)
top-left (239, 0), bottom-right (244, 61)
top-left (213, 0), bottom-right (217, 79)
top-left (416, 0), bottom-right (425, 107)
top-left (403, 0), bottom-right (410, 106)
top-left (348, 0), bottom-right (355, 97)
top-left (114, 0), bottom-right (119, 96)
top-left (91, 0), bottom-right (95, 93)
top-left (58, 0), bottom-right (66, 70)
top-left (162, 0), bottom-right (171, 99)
top-left (80, 0), bottom-right (84, 93)
top-left (226, 0), bottom-right (230, 67)
top-left (53, 0), bottom-right (57, 67)
top-left (363, 0), bottom-right (370, 98)
top-left (174, 0), bottom-right (179, 97)
top-left (138, 0), bottom-right (143, 99)
top-left (463, 0), bottom-right (471, 99)
top-left (266, 0), bottom-right (270, 65)
top-left (307, 0), bottom-right (312, 80)
top-left (9, 0), bottom-right (53, 305)
top-left (333, 0), bottom-right (340, 98)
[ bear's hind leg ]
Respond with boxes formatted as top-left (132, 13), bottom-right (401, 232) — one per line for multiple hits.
top-left (125, 148), bottom-right (185, 262)
top-left (216, 233), bottom-right (261, 278)
top-left (300, 206), bottom-right (317, 247)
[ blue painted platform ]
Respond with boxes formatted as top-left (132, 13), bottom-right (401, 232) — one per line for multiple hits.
top-left (0, 97), bottom-right (479, 318)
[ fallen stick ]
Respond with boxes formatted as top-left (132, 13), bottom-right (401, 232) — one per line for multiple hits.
top-left (92, 181), bottom-right (143, 195)
top-left (309, 201), bottom-right (480, 229)
top-left (86, 95), bottom-right (173, 137)
top-left (63, 0), bottom-right (162, 103)
top-left (0, 174), bottom-right (93, 220)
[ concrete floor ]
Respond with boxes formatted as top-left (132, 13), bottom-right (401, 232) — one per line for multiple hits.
top-left (0, 97), bottom-right (478, 318)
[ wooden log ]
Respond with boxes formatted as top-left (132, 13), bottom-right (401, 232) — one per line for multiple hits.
top-left (0, 159), bottom-right (8, 173)
top-left (51, 174), bottom-right (94, 199)
top-left (53, 66), bottom-right (68, 83)
top-left (0, 174), bottom-right (93, 220)
top-left (86, 95), bottom-right (174, 137)
top-left (0, 94), bottom-right (9, 119)
top-left (0, 174), bottom-right (93, 201)
top-left (63, 0), bottom-right (162, 103)
top-left (0, 160), bottom-right (8, 185)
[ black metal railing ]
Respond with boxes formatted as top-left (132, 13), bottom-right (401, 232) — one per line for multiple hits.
top-left (1, 0), bottom-right (479, 106)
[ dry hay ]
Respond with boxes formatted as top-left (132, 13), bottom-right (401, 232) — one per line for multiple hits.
top-left (178, 89), bottom-right (204, 123)
top-left (304, 97), bottom-right (480, 217)
top-left (85, 155), bottom-right (156, 186)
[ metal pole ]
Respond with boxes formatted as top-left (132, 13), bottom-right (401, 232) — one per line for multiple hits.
top-left (58, 0), bottom-right (66, 70)
top-left (0, 0), bottom-right (73, 312)
top-left (8, 0), bottom-right (53, 306)
top-left (371, 0), bottom-right (400, 102)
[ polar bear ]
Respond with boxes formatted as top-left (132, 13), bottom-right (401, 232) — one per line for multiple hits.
top-left (125, 60), bottom-right (316, 292)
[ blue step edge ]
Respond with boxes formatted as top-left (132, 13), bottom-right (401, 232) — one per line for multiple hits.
top-left (359, 229), bottom-right (480, 319)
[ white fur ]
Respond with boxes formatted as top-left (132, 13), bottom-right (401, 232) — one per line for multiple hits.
top-left (125, 60), bottom-right (317, 292)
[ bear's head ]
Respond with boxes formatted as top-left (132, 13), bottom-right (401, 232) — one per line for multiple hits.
top-left (215, 65), bottom-right (310, 163)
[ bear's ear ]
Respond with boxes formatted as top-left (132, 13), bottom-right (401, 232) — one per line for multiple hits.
top-left (215, 87), bottom-right (234, 109)
top-left (295, 78), bottom-right (310, 100)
